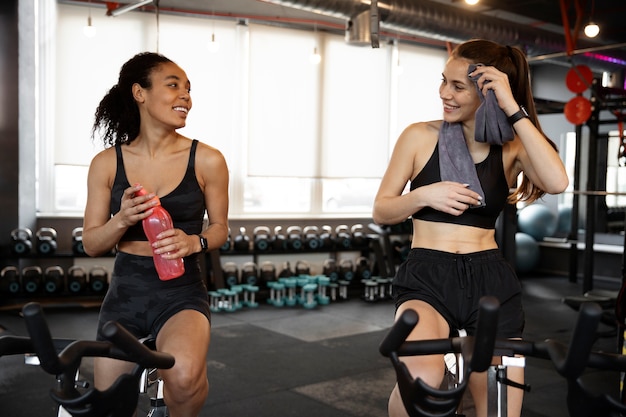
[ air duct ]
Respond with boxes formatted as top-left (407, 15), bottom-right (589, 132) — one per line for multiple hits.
top-left (261, 0), bottom-right (626, 73)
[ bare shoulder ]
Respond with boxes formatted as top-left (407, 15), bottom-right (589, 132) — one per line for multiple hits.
top-left (395, 120), bottom-right (441, 153)
top-left (194, 140), bottom-right (228, 170)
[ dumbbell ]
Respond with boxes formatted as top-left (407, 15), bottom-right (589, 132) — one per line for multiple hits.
top-left (286, 226), bottom-right (303, 250)
top-left (43, 266), bottom-right (65, 294)
top-left (303, 226), bottom-right (322, 250)
top-left (89, 265), bottom-right (109, 294)
top-left (322, 258), bottom-right (339, 282)
top-left (220, 228), bottom-right (232, 252)
top-left (233, 227), bottom-right (251, 251)
top-left (259, 261), bottom-right (276, 285)
top-left (72, 227), bottom-right (85, 255)
top-left (351, 224), bottom-right (367, 248)
top-left (295, 260), bottom-right (311, 276)
top-left (240, 262), bottom-right (259, 286)
top-left (272, 226), bottom-right (287, 251)
top-left (36, 227), bottom-right (58, 255)
top-left (339, 258), bottom-right (354, 281)
top-left (253, 226), bottom-right (272, 251)
top-left (222, 262), bottom-right (240, 287)
top-left (67, 265), bottom-right (88, 294)
top-left (0, 266), bottom-right (21, 295)
top-left (354, 256), bottom-right (372, 280)
top-left (10, 228), bottom-right (33, 255)
top-left (22, 266), bottom-right (43, 294)
top-left (319, 225), bottom-right (334, 250)
top-left (335, 225), bottom-right (352, 249)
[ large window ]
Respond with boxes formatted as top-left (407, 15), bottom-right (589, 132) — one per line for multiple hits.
top-left (44, 3), bottom-right (447, 218)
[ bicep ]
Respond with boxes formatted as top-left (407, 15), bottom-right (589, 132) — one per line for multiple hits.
top-left (198, 147), bottom-right (229, 224)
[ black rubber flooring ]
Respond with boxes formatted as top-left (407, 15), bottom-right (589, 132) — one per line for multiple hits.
top-left (0, 274), bottom-right (623, 417)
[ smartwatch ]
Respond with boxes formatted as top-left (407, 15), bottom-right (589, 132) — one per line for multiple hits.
top-left (198, 235), bottom-right (208, 252)
top-left (507, 105), bottom-right (529, 125)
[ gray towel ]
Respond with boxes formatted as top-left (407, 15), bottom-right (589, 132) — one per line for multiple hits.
top-left (468, 63), bottom-right (515, 145)
top-left (438, 121), bottom-right (486, 207)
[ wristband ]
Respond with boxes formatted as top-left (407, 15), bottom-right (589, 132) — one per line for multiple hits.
top-left (507, 105), bottom-right (529, 125)
top-left (198, 235), bottom-right (208, 252)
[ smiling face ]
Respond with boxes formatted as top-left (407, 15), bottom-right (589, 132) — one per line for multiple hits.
top-left (438, 57), bottom-right (480, 124)
top-left (134, 61), bottom-right (192, 130)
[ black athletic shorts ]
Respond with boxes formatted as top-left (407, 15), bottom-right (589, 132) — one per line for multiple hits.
top-left (96, 252), bottom-right (211, 342)
top-left (393, 248), bottom-right (524, 339)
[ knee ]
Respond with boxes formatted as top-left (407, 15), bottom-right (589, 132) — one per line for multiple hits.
top-left (164, 362), bottom-right (209, 402)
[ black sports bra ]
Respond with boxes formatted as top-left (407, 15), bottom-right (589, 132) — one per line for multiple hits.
top-left (410, 142), bottom-right (510, 229)
top-left (110, 140), bottom-right (206, 241)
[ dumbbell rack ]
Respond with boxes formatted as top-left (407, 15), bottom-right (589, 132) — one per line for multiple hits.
top-left (0, 251), bottom-right (114, 311)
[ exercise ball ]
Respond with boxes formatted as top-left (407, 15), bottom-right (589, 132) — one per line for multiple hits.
top-left (518, 204), bottom-right (558, 241)
top-left (556, 206), bottom-right (572, 234)
top-left (515, 232), bottom-right (540, 274)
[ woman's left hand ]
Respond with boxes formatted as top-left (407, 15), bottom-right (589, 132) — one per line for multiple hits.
top-left (469, 65), bottom-right (519, 116)
top-left (151, 229), bottom-right (195, 258)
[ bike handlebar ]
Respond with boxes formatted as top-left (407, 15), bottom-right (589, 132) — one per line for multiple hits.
top-left (21, 302), bottom-right (174, 377)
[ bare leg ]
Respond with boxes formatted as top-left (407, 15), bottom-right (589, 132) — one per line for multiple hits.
top-left (156, 310), bottom-right (210, 417)
top-left (387, 300), bottom-right (450, 417)
top-left (94, 357), bottom-right (138, 416)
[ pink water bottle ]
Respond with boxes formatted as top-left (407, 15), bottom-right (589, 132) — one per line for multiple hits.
top-left (135, 187), bottom-right (185, 280)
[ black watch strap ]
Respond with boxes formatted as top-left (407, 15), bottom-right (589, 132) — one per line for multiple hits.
top-left (507, 106), bottom-right (529, 125)
top-left (198, 235), bottom-right (208, 252)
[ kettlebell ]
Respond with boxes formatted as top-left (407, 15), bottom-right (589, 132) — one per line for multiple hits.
top-left (67, 265), bottom-right (87, 294)
top-left (44, 266), bottom-right (65, 294)
top-left (253, 226), bottom-right (272, 252)
top-left (278, 261), bottom-right (293, 278)
top-left (220, 228), bottom-right (232, 252)
top-left (354, 256), bottom-right (372, 280)
top-left (89, 265), bottom-right (109, 294)
top-left (351, 224), bottom-right (367, 248)
top-left (72, 227), bottom-right (85, 255)
top-left (319, 225), bottom-right (334, 250)
top-left (233, 227), bottom-right (251, 252)
top-left (272, 226), bottom-right (287, 251)
top-left (295, 260), bottom-right (311, 276)
top-left (36, 227), bottom-right (58, 255)
top-left (0, 266), bottom-right (21, 294)
top-left (259, 261), bottom-right (276, 284)
top-left (335, 225), bottom-right (352, 249)
top-left (286, 226), bottom-right (303, 250)
top-left (22, 265), bottom-right (43, 294)
top-left (339, 258), bottom-right (354, 281)
top-left (322, 258), bottom-right (339, 282)
top-left (240, 262), bottom-right (259, 286)
top-left (222, 262), bottom-right (240, 287)
top-left (303, 226), bottom-right (321, 250)
top-left (10, 228), bottom-right (33, 255)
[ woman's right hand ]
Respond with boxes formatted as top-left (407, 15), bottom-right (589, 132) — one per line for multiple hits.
top-left (420, 181), bottom-right (482, 216)
top-left (118, 184), bottom-right (158, 228)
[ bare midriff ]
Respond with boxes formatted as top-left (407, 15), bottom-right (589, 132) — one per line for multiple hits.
top-left (411, 219), bottom-right (498, 254)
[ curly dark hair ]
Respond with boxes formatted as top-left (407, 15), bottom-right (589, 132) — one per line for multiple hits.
top-left (91, 52), bottom-right (174, 147)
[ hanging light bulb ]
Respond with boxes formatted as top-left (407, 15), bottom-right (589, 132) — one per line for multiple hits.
top-left (310, 46), bottom-right (321, 64)
top-left (584, 22), bottom-right (600, 38)
top-left (584, 0), bottom-right (599, 38)
top-left (83, 12), bottom-right (96, 38)
top-left (208, 32), bottom-right (220, 53)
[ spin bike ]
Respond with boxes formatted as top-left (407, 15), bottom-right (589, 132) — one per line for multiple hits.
top-left (0, 302), bottom-right (175, 417)
top-left (380, 296), bottom-right (626, 417)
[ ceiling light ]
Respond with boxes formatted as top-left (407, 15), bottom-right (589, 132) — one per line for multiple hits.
top-left (310, 47), bottom-right (321, 65)
top-left (83, 15), bottom-right (97, 37)
top-left (465, 0), bottom-right (480, 5)
top-left (107, 0), bottom-right (153, 17)
top-left (207, 33), bottom-right (220, 53)
top-left (584, 22), bottom-right (600, 38)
